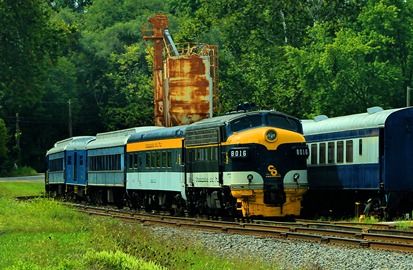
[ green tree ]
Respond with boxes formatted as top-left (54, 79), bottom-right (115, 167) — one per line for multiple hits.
top-left (0, 118), bottom-right (8, 159)
top-left (77, 0), bottom-right (169, 130)
top-left (359, 0), bottom-right (413, 100)
top-left (50, 0), bottom-right (92, 12)
top-left (0, 0), bottom-right (54, 111)
top-left (0, 0), bottom-right (66, 170)
top-left (171, 0), bottom-right (349, 114)
top-left (102, 43), bottom-right (154, 129)
top-left (284, 0), bottom-right (412, 117)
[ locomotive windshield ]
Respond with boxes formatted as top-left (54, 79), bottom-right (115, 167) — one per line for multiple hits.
top-left (229, 113), bottom-right (301, 134)
top-left (267, 114), bottom-right (300, 132)
top-left (230, 115), bottom-right (262, 133)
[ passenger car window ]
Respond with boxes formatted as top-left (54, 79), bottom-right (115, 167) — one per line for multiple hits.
top-left (346, 140), bottom-right (353, 163)
top-left (328, 142), bottom-right (335, 164)
top-left (319, 143), bottom-right (326, 164)
top-left (337, 141), bottom-right (344, 163)
top-left (310, 144), bottom-right (318, 165)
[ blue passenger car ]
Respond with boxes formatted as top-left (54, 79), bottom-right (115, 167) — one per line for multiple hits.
top-left (86, 127), bottom-right (162, 205)
top-left (45, 136), bottom-right (95, 197)
top-left (302, 107), bottom-right (413, 218)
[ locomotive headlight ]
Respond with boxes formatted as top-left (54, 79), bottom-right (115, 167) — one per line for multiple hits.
top-left (247, 174), bottom-right (254, 184)
top-left (293, 173), bottom-right (300, 182)
top-left (265, 129), bottom-right (277, 142)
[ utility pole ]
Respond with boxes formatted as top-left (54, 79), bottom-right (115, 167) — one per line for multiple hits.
top-left (15, 113), bottom-right (20, 148)
top-left (68, 100), bottom-right (73, 137)
top-left (15, 112), bottom-right (21, 167)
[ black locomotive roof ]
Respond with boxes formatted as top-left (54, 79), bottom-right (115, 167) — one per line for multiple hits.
top-left (128, 125), bottom-right (187, 143)
top-left (185, 110), bottom-right (296, 131)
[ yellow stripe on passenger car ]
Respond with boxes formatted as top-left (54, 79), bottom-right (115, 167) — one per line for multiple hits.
top-left (127, 138), bottom-right (183, 152)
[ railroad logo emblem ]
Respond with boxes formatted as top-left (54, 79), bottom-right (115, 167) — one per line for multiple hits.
top-left (267, 165), bottom-right (281, 177)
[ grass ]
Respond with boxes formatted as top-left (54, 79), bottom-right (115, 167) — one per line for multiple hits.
top-left (393, 219), bottom-right (413, 230)
top-left (0, 182), bottom-right (275, 270)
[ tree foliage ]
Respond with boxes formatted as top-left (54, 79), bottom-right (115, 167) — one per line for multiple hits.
top-left (0, 118), bottom-right (7, 159)
top-left (0, 0), bottom-right (53, 111)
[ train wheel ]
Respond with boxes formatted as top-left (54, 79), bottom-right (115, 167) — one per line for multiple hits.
top-left (363, 198), bottom-right (388, 220)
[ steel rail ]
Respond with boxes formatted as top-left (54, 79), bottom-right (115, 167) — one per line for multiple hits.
top-left (72, 205), bottom-right (413, 254)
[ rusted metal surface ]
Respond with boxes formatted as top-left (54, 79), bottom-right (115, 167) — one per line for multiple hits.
top-left (142, 14), bottom-right (219, 127)
top-left (142, 15), bottom-right (168, 127)
top-left (167, 43), bottom-right (219, 115)
top-left (142, 14), bottom-right (167, 70)
top-left (165, 55), bottom-right (212, 125)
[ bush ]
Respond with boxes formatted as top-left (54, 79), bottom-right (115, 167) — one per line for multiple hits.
top-left (84, 250), bottom-right (166, 270)
top-left (2, 165), bottom-right (37, 177)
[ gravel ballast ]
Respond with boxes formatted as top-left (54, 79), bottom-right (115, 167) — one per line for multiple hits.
top-left (148, 225), bottom-right (413, 270)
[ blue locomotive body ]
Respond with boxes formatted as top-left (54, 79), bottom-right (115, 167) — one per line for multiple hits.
top-left (302, 107), bottom-right (413, 217)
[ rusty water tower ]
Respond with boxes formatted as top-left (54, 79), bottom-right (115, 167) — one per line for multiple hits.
top-left (142, 14), bottom-right (219, 127)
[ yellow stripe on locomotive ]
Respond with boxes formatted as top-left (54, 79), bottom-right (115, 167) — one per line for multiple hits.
top-left (224, 126), bottom-right (306, 150)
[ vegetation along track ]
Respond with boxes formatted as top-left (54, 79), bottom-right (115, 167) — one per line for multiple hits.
top-left (63, 202), bottom-right (413, 254)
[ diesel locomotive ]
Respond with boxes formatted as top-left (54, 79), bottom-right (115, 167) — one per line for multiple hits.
top-left (45, 110), bottom-right (309, 217)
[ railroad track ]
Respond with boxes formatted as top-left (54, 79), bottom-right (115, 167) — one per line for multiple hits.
top-left (68, 203), bottom-right (413, 253)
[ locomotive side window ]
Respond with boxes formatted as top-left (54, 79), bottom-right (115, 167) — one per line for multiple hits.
top-left (196, 149), bottom-right (202, 161)
top-left (209, 148), bottom-right (214, 160)
top-left (310, 144), bottom-right (317, 164)
top-left (337, 141), bottom-right (344, 163)
top-left (319, 143), bottom-right (326, 164)
top-left (346, 140), bottom-right (353, 163)
top-left (328, 142), bottom-right (335, 164)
